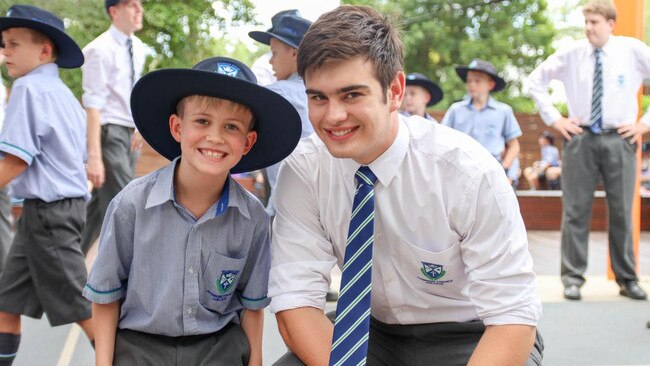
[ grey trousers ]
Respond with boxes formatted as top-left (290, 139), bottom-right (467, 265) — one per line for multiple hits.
top-left (113, 323), bottom-right (250, 365)
top-left (80, 124), bottom-right (137, 255)
top-left (0, 187), bottom-right (12, 273)
top-left (273, 316), bottom-right (544, 366)
top-left (560, 132), bottom-right (638, 287)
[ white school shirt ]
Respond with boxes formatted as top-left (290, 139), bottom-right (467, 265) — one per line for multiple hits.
top-left (269, 115), bottom-right (542, 326)
top-left (81, 25), bottom-right (147, 128)
top-left (528, 36), bottom-right (650, 127)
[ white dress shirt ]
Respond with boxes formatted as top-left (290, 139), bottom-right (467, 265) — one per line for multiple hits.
top-left (528, 36), bottom-right (650, 127)
top-left (81, 25), bottom-right (147, 128)
top-left (269, 115), bottom-right (542, 326)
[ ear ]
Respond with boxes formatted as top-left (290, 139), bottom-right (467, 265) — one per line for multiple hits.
top-left (40, 42), bottom-right (53, 62)
top-left (387, 71), bottom-right (406, 112)
top-left (169, 114), bottom-right (182, 143)
top-left (291, 47), bottom-right (298, 62)
top-left (242, 131), bottom-right (258, 155)
top-left (488, 78), bottom-right (496, 92)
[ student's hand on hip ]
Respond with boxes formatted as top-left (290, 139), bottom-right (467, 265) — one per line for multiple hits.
top-left (618, 123), bottom-right (649, 144)
top-left (87, 156), bottom-right (105, 189)
top-left (552, 117), bottom-right (582, 141)
top-left (131, 131), bottom-right (144, 152)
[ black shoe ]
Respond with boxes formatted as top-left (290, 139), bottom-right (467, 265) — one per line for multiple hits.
top-left (618, 280), bottom-right (648, 300)
top-left (563, 285), bottom-right (581, 300)
top-left (326, 291), bottom-right (339, 302)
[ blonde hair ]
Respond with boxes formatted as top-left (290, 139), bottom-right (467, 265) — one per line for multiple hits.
top-left (582, 0), bottom-right (617, 21)
top-left (175, 95), bottom-right (256, 130)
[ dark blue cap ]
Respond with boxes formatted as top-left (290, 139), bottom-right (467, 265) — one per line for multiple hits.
top-left (0, 5), bottom-right (84, 68)
top-left (405, 72), bottom-right (444, 107)
top-left (130, 57), bottom-right (302, 173)
top-left (249, 12), bottom-right (311, 49)
top-left (455, 59), bottom-right (506, 92)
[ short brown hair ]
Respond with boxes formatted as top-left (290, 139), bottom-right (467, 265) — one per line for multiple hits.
top-left (297, 5), bottom-right (403, 99)
top-left (175, 95), bottom-right (256, 130)
top-left (583, 0), bottom-right (617, 21)
top-left (19, 28), bottom-right (58, 61)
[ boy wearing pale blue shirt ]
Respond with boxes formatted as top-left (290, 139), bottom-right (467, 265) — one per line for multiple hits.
top-left (83, 57), bottom-right (302, 366)
top-left (0, 5), bottom-right (94, 365)
top-left (442, 59), bottom-right (522, 188)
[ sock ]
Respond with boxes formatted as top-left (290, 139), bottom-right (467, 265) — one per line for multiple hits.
top-left (0, 333), bottom-right (20, 366)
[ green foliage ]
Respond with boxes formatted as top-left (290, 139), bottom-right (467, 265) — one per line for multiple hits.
top-left (342, 0), bottom-right (557, 113)
top-left (1, 0), bottom-right (256, 97)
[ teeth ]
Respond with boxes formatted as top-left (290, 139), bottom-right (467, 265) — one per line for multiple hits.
top-left (331, 128), bottom-right (353, 136)
top-left (202, 150), bottom-right (224, 158)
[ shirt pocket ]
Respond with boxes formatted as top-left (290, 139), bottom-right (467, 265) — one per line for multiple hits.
top-left (199, 251), bottom-right (246, 313)
top-left (396, 239), bottom-right (468, 301)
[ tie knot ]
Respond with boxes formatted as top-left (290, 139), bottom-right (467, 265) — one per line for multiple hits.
top-left (126, 37), bottom-right (133, 47)
top-left (594, 48), bottom-right (602, 56)
top-left (356, 166), bottom-right (377, 186)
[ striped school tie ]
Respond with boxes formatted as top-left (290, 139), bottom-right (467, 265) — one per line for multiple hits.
top-left (330, 166), bottom-right (377, 366)
top-left (127, 37), bottom-right (135, 86)
top-left (589, 48), bottom-right (603, 134)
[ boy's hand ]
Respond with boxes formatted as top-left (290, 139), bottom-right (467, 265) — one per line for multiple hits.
top-left (618, 123), bottom-right (649, 144)
top-left (552, 117), bottom-right (582, 141)
top-left (87, 156), bottom-right (105, 189)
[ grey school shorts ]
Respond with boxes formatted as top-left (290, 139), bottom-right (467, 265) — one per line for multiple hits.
top-left (114, 323), bottom-right (250, 365)
top-left (0, 198), bottom-right (91, 326)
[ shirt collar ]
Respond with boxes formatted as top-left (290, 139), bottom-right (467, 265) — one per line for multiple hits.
top-left (145, 157), bottom-right (250, 219)
top-left (463, 95), bottom-right (495, 110)
top-left (341, 115), bottom-right (409, 188)
top-left (287, 72), bottom-right (302, 82)
top-left (25, 63), bottom-right (58, 77)
top-left (109, 24), bottom-right (131, 46)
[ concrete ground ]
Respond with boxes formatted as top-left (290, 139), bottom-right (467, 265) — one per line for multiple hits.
top-left (10, 231), bottom-right (650, 365)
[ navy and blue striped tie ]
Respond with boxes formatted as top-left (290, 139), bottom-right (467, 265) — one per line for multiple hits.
top-left (329, 166), bottom-right (377, 366)
top-left (590, 48), bottom-right (603, 134)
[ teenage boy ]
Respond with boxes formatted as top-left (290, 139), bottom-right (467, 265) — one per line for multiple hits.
top-left (80, 0), bottom-right (147, 255)
top-left (528, 0), bottom-right (650, 301)
top-left (0, 5), bottom-right (94, 364)
top-left (400, 72), bottom-right (443, 122)
top-left (442, 59), bottom-right (522, 188)
top-left (84, 57), bottom-right (302, 366)
top-left (269, 5), bottom-right (543, 366)
top-left (249, 10), bottom-right (313, 217)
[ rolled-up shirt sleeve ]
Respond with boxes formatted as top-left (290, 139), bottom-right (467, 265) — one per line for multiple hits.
top-left (81, 46), bottom-right (111, 110)
top-left (83, 192), bottom-right (134, 303)
top-left (527, 51), bottom-right (567, 126)
top-left (268, 153), bottom-right (338, 313)
top-left (456, 163), bottom-right (542, 326)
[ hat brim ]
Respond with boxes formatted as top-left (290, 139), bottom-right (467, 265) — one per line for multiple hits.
top-left (455, 67), bottom-right (506, 92)
top-left (130, 69), bottom-right (302, 174)
top-left (248, 31), bottom-right (299, 49)
top-left (0, 18), bottom-right (83, 69)
top-left (405, 79), bottom-right (443, 107)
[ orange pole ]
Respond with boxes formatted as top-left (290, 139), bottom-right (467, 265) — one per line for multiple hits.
top-left (607, 0), bottom-right (643, 280)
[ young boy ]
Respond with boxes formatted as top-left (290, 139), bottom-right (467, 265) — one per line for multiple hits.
top-left (83, 57), bottom-right (302, 365)
top-left (0, 5), bottom-right (93, 364)
top-left (523, 131), bottom-right (562, 190)
top-left (400, 72), bottom-right (443, 122)
top-left (442, 59), bottom-right (522, 188)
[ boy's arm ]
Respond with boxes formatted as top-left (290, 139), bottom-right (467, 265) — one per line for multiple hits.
top-left (0, 154), bottom-right (28, 188)
top-left (240, 308), bottom-right (264, 366)
top-left (468, 324), bottom-right (536, 366)
top-left (86, 107), bottom-right (105, 189)
top-left (92, 301), bottom-right (120, 366)
top-left (501, 138), bottom-right (520, 170)
top-left (276, 307), bottom-right (333, 366)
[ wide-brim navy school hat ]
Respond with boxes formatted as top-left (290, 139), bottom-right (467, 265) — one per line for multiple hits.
top-left (405, 72), bottom-right (443, 107)
top-left (455, 59), bottom-right (506, 92)
top-left (0, 5), bottom-right (83, 69)
top-left (130, 56), bottom-right (302, 173)
top-left (248, 13), bottom-right (312, 49)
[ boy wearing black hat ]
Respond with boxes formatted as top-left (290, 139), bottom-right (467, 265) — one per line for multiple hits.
top-left (84, 57), bottom-right (302, 366)
top-left (249, 10), bottom-right (313, 218)
top-left (442, 59), bottom-right (522, 188)
top-left (400, 72), bottom-right (443, 122)
top-left (0, 4), bottom-right (94, 364)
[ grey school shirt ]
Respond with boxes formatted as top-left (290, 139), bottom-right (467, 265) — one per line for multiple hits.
top-left (83, 158), bottom-right (271, 336)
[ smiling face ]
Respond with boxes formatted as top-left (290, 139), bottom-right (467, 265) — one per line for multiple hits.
top-left (170, 96), bottom-right (257, 181)
top-left (110, 0), bottom-right (143, 35)
top-left (1, 27), bottom-right (54, 78)
top-left (305, 57), bottom-right (404, 165)
top-left (269, 37), bottom-right (297, 81)
top-left (584, 12), bottom-right (614, 48)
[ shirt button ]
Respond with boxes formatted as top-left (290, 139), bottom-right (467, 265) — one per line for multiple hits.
top-left (186, 307), bottom-right (192, 315)
top-left (188, 267), bottom-right (194, 274)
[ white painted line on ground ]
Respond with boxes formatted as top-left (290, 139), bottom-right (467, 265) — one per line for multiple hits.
top-left (56, 324), bottom-right (81, 366)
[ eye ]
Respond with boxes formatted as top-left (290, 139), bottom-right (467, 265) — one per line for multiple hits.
top-left (195, 118), bottom-right (209, 125)
top-left (344, 92), bottom-right (361, 99)
top-left (225, 123), bottom-right (240, 131)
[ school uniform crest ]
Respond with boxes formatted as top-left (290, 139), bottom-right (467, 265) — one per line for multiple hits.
top-left (216, 62), bottom-right (240, 78)
top-left (216, 270), bottom-right (239, 294)
top-left (420, 262), bottom-right (446, 281)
